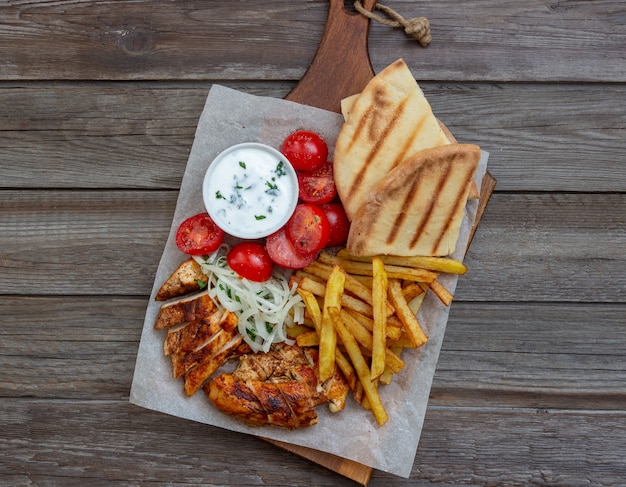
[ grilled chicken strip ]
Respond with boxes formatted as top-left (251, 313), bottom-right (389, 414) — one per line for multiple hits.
top-left (154, 291), bottom-right (215, 330)
top-left (155, 258), bottom-right (208, 301)
top-left (205, 344), bottom-right (349, 428)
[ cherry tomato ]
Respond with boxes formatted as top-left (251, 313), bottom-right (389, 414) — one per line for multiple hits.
top-left (265, 228), bottom-right (318, 269)
top-left (286, 203), bottom-right (330, 255)
top-left (280, 130), bottom-right (328, 172)
top-left (297, 160), bottom-right (337, 204)
top-left (175, 213), bottom-right (225, 256)
top-left (321, 203), bottom-right (350, 248)
top-left (227, 242), bottom-right (274, 282)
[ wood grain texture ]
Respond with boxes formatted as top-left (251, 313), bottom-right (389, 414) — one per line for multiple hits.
top-left (0, 1), bottom-right (623, 82)
top-left (2, 83), bottom-right (624, 191)
top-left (1, 0), bottom-right (625, 484)
top-left (1, 297), bottom-right (624, 406)
top-left (0, 191), bottom-right (623, 302)
top-left (2, 399), bottom-right (625, 486)
top-left (285, 0), bottom-right (375, 112)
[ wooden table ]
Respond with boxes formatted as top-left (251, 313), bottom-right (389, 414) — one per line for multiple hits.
top-left (1, 1), bottom-right (624, 485)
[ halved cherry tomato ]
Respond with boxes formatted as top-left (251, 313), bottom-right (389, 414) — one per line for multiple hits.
top-left (227, 242), bottom-right (274, 282)
top-left (265, 228), bottom-right (318, 269)
top-left (297, 160), bottom-right (337, 204)
top-left (280, 130), bottom-right (328, 172)
top-left (175, 213), bottom-right (224, 256)
top-left (321, 203), bottom-right (350, 248)
top-left (286, 203), bottom-right (330, 255)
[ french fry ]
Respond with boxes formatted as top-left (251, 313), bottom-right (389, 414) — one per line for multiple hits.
top-left (298, 276), bottom-right (379, 318)
top-left (328, 306), bottom-right (388, 425)
top-left (334, 347), bottom-right (357, 391)
top-left (339, 309), bottom-right (374, 350)
top-left (379, 365), bottom-right (394, 385)
top-left (381, 345), bottom-right (404, 385)
top-left (318, 252), bottom-right (438, 283)
top-left (353, 380), bottom-right (365, 405)
top-left (370, 257), bottom-right (388, 380)
top-left (345, 309), bottom-right (402, 341)
top-left (295, 330), bottom-right (320, 347)
top-left (293, 269), bottom-right (325, 283)
top-left (297, 288), bottom-right (323, 334)
top-left (293, 245), bottom-right (469, 425)
top-left (285, 323), bottom-right (311, 338)
top-left (428, 279), bottom-right (454, 306)
top-left (305, 260), bottom-right (394, 314)
top-left (336, 249), bottom-right (467, 275)
top-left (402, 281), bottom-right (425, 302)
top-left (388, 279), bottom-right (428, 348)
top-left (297, 287), bottom-right (357, 389)
top-left (409, 292), bottom-right (426, 316)
top-left (318, 265), bottom-right (346, 382)
top-left (340, 309), bottom-right (404, 374)
top-left (386, 335), bottom-right (419, 349)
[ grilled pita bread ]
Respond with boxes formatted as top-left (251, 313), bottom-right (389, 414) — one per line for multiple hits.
top-left (333, 58), bottom-right (451, 220)
top-left (338, 67), bottom-right (479, 201)
top-left (347, 144), bottom-right (481, 257)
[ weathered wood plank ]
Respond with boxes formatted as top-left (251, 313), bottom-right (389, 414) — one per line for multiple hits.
top-left (2, 399), bottom-right (625, 486)
top-left (0, 190), bottom-right (176, 295)
top-left (2, 297), bottom-right (624, 410)
top-left (1, 83), bottom-right (624, 191)
top-left (1, 191), bottom-right (623, 301)
top-left (0, 1), bottom-right (623, 82)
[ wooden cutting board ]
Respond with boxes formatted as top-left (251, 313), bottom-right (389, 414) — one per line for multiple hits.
top-left (266, 1), bottom-right (496, 484)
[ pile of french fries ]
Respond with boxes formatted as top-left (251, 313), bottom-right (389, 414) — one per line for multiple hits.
top-left (287, 249), bottom-right (467, 426)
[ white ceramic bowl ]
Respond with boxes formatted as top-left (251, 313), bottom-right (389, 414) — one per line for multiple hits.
top-left (203, 142), bottom-right (299, 239)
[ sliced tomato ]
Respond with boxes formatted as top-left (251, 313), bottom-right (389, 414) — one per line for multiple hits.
top-left (286, 203), bottom-right (330, 255)
top-left (227, 242), bottom-right (274, 282)
top-left (321, 203), bottom-right (350, 248)
top-left (280, 130), bottom-right (328, 172)
top-left (265, 227), bottom-right (318, 269)
top-left (297, 160), bottom-right (337, 204)
top-left (175, 212), bottom-right (225, 256)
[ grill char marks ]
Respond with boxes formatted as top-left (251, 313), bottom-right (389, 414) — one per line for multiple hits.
top-left (409, 160), bottom-right (453, 250)
top-left (429, 160), bottom-right (476, 254)
top-left (346, 88), bottom-right (409, 205)
top-left (333, 58), bottom-right (452, 221)
top-left (346, 144), bottom-right (482, 257)
top-left (385, 166), bottom-right (429, 246)
top-left (206, 344), bottom-right (350, 429)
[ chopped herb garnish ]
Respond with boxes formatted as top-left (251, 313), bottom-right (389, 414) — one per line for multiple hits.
top-left (275, 160), bottom-right (287, 177)
top-left (195, 279), bottom-right (207, 290)
top-left (266, 181), bottom-right (278, 191)
top-left (215, 190), bottom-right (226, 200)
top-left (239, 161), bottom-right (247, 169)
top-left (255, 215), bottom-right (266, 221)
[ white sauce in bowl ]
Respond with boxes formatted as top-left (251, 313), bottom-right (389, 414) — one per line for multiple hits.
top-left (203, 143), bottom-right (298, 239)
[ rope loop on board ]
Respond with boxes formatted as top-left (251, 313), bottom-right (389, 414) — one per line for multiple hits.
top-left (353, 1), bottom-right (432, 46)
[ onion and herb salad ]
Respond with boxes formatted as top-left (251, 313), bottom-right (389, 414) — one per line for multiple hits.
top-left (193, 246), bottom-right (305, 353)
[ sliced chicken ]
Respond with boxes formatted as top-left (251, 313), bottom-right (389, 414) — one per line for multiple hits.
top-left (205, 344), bottom-right (349, 428)
top-left (155, 258), bottom-right (208, 301)
top-left (154, 291), bottom-right (215, 330)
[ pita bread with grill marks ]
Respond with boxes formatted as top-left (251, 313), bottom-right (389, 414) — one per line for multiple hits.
top-left (346, 144), bottom-right (481, 257)
top-left (333, 58), bottom-right (451, 220)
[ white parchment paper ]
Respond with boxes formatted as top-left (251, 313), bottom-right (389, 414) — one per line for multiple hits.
top-left (130, 84), bottom-right (489, 478)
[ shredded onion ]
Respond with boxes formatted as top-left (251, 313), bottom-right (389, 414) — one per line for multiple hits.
top-left (194, 248), bottom-right (304, 353)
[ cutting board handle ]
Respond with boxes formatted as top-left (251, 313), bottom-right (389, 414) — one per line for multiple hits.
top-left (285, 0), bottom-right (377, 113)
